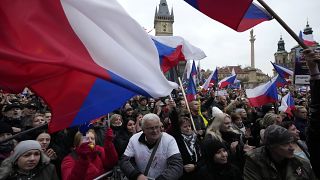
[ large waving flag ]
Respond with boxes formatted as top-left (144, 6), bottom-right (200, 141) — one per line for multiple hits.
top-left (246, 76), bottom-right (278, 107)
top-left (271, 62), bottom-right (294, 78)
top-left (0, 0), bottom-right (177, 132)
top-left (279, 92), bottom-right (295, 117)
top-left (152, 36), bottom-right (206, 73)
top-left (202, 68), bottom-right (218, 90)
top-left (299, 31), bottom-right (317, 46)
top-left (183, 1), bottom-right (272, 32)
top-left (218, 75), bottom-right (237, 89)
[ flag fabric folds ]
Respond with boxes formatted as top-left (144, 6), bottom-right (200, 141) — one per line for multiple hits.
top-left (152, 36), bottom-right (206, 73)
top-left (186, 74), bottom-right (197, 102)
top-left (271, 62), bottom-right (294, 78)
top-left (246, 76), bottom-right (278, 107)
top-left (237, 2), bottom-right (273, 32)
top-left (183, 0), bottom-right (272, 32)
top-left (274, 74), bottom-right (288, 87)
top-left (279, 92), bottom-right (295, 116)
top-left (218, 75), bottom-right (237, 89)
top-left (299, 31), bottom-right (317, 46)
top-left (202, 68), bottom-right (218, 90)
top-left (0, 0), bottom-right (177, 132)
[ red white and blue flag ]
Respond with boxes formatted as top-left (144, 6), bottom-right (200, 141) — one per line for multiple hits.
top-left (202, 68), bottom-right (218, 90)
top-left (152, 36), bottom-right (206, 73)
top-left (183, 0), bottom-right (272, 32)
top-left (279, 92), bottom-right (295, 116)
top-left (0, 0), bottom-right (178, 132)
top-left (246, 76), bottom-right (278, 107)
top-left (271, 62), bottom-right (294, 78)
top-left (186, 73), bottom-right (197, 102)
top-left (274, 74), bottom-right (289, 87)
top-left (299, 31), bottom-right (317, 46)
top-left (218, 74), bottom-right (237, 89)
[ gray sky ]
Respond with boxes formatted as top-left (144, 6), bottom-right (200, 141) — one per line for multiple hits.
top-left (118, 0), bottom-right (320, 76)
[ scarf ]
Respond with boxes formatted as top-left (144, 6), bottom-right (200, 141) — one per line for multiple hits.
top-left (181, 133), bottom-right (198, 162)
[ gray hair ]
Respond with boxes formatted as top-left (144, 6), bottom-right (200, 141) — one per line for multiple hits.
top-left (141, 113), bottom-right (160, 128)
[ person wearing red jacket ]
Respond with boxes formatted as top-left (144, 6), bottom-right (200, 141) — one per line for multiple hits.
top-left (61, 128), bottom-right (118, 180)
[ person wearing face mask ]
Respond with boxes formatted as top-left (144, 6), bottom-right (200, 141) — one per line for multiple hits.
top-left (0, 123), bottom-right (15, 163)
top-left (196, 138), bottom-right (242, 180)
top-left (0, 140), bottom-right (59, 180)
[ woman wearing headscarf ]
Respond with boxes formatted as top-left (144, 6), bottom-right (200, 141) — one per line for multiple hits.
top-left (196, 138), bottom-right (242, 180)
top-left (0, 140), bottom-right (58, 180)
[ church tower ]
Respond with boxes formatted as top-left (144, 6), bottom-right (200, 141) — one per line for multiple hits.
top-left (274, 36), bottom-right (291, 70)
top-left (154, 0), bottom-right (174, 36)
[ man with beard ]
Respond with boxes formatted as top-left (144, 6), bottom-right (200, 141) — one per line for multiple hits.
top-left (0, 123), bottom-right (15, 163)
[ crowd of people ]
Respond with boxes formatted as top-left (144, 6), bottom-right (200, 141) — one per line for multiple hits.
top-left (0, 49), bottom-right (319, 180)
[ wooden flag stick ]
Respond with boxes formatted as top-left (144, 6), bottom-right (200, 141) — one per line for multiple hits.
top-left (257, 0), bottom-right (308, 49)
top-left (177, 76), bottom-right (197, 131)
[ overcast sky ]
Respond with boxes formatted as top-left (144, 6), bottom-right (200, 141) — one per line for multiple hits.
top-left (118, 0), bottom-right (320, 76)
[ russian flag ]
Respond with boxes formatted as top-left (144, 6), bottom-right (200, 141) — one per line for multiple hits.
top-left (279, 92), bottom-right (295, 117)
top-left (152, 36), bottom-right (206, 73)
top-left (0, 0), bottom-right (177, 132)
top-left (299, 31), bottom-right (317, 46)
top-left (202, 68), bottom-right (218, 90)
top-left (271, 62), bottom-right (294, 78)
top-left (186, 73), bottom-right (197, 102)
top-left (218, 74), bottom-right (237, 89)
top-left (246, 76), bottom-right (278, 107)
top-left (183, 1), bottom-right (272, 32)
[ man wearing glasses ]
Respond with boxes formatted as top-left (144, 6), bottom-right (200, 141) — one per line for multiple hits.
top-left (120, 113), bottom-right (183, 180)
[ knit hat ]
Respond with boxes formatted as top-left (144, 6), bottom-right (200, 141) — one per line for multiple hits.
top-left (262, 113), bottom-right (278, 128)
top-left (0, 122), bottom-right (13, 134)
top-left (12, 140), bottom-right (41, 162)
top-left (264, 125), bottom-right (294, 148)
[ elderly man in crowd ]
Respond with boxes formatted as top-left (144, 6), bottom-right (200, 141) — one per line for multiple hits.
top-left (120, 113), bottom-right (183, 180)
top-left (244, 125), bottom-right (316, 180)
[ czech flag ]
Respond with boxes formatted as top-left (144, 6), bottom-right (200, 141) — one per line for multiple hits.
top-left (274, 75), bottom-right (289, 87)
top-left (153, 36), bottom-right (206, 73)
top-left (271, 62), bottom-right (294, 78)
top-left (279, 92), bottom-right (295, 117)
top-left (186, 73), bottom-right (197, 102)
top-left (0, 0), bottom-right (177, 132)
top-left (246, 76), bottom-right (278, 107)
top-left (183, 0), bottom-right (272, 32)
top-left (218, 74), bottom-right (237, 89)
top-left (202, 68), bottom-right (218, 90)
top-left (299, 31), bottom-right (317, 46)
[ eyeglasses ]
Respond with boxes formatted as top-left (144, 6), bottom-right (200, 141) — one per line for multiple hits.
top-left (145, 126), bottom-right (160, 131)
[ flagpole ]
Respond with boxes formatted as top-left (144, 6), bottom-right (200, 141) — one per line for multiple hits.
top-left (256, 0), bottom-right (308, 49)
top-left (178, 76), bottom-right (197, 131)
top-left (174, 66), bottom-right (197, 131)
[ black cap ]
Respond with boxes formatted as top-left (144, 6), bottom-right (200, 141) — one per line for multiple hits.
top-left (2, 103), bottom-right (21, 112)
